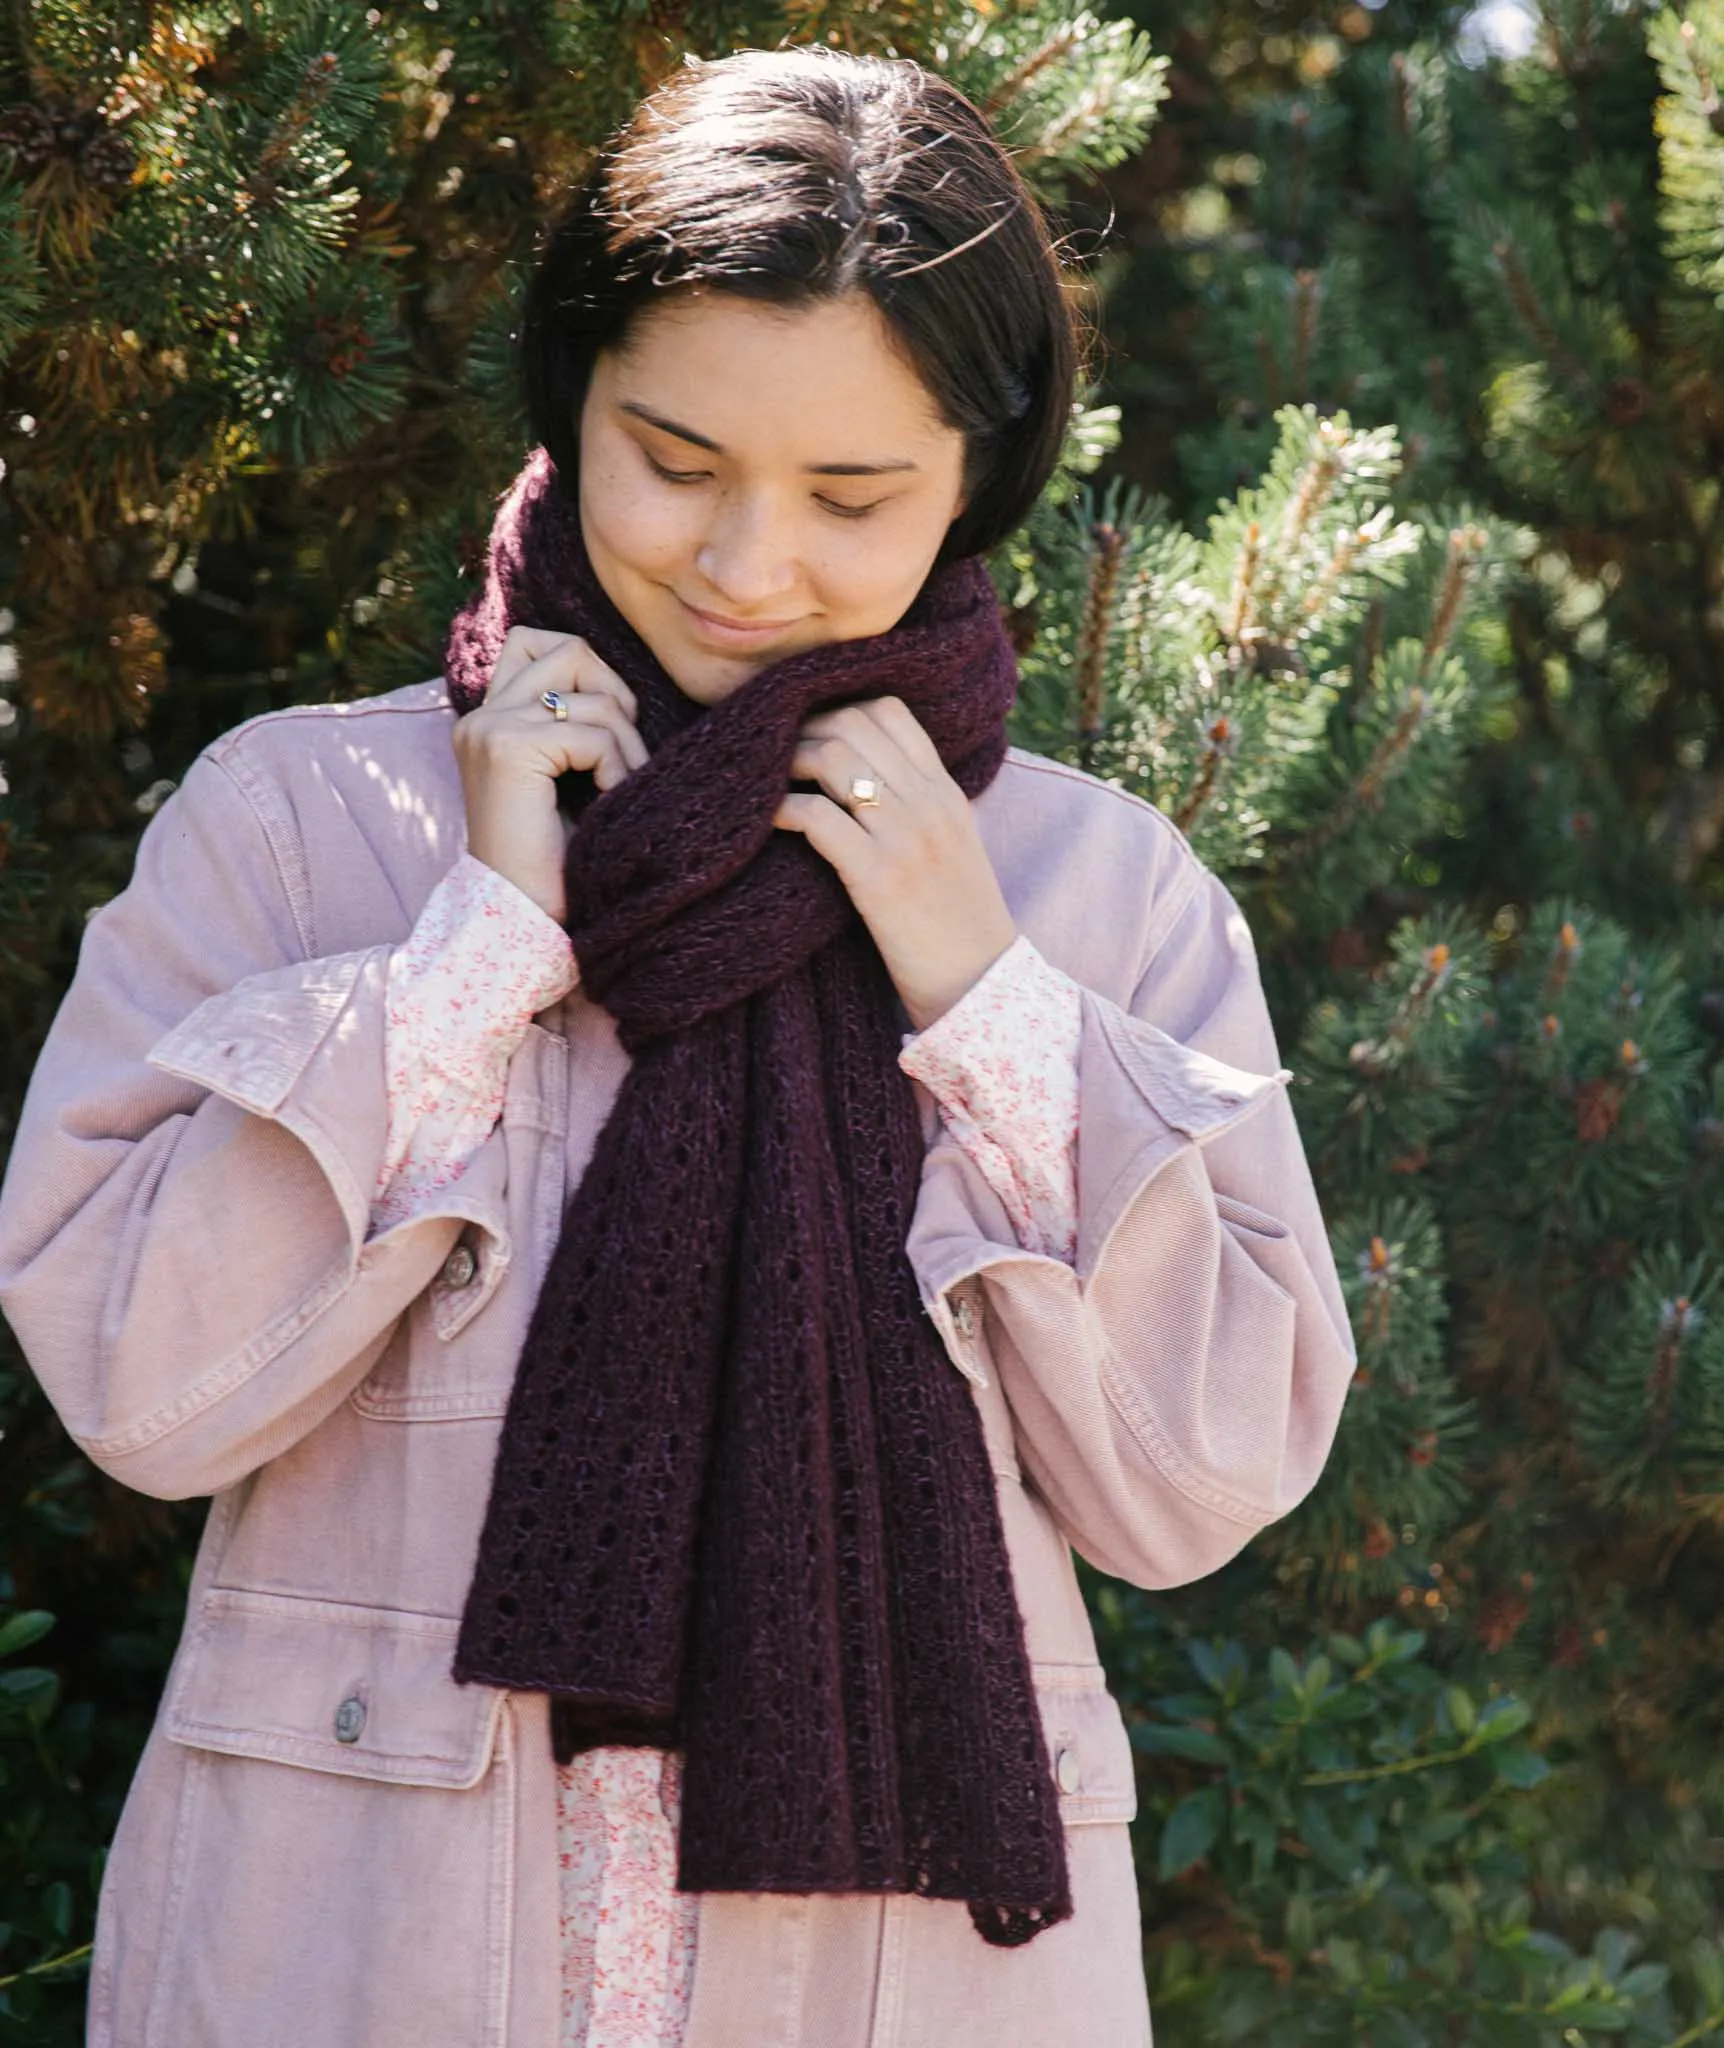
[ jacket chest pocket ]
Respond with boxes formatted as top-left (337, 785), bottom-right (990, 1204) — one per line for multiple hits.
top-left (148, 1588), bottom-right (514, 2048)
top-left (351, 1021), bottom-right (573, 1423)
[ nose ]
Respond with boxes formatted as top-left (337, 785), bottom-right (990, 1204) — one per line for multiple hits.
top-left (693, 493), bottom-right (800, 611)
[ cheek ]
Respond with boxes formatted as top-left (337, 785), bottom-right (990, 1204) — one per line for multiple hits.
top-left (803, 515), bottom-right (952, 629)
top-left (580, 444), bottom-right (693, 577)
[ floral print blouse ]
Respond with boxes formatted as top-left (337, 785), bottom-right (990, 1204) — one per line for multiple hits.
top-left (368, 851), bottom-right (1086, 2048)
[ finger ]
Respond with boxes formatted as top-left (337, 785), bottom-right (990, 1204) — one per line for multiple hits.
top-left (798, 704), bottom-right (921, 793)
top-left (486, 629), bottom-right (640, 723)
top-left (788, 733), bottom-right (893, 813)
top-left (459, 692), bottom-right (646, 782)
top-left (857, 695), bottom-right (946, 778)
top-left (590, 731), bottom-right (633, 791)
top-left (485, 625), bottom-right (582, 698)
top-left (772, 790), bottom-right (874, 871)
top-left (517, 688), bottom-right (650, 772)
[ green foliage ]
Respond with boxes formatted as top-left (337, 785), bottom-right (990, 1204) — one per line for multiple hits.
top-left (0, 1597), bottom-right (93, 2033)
top-left (1095, 1595), bottom-right (1683, 2045)
top-left (1007, 405), bottom-right (1504, 896)
top-left (1011, 176), bottom-right (1724, 2016)
top-left (935, 2), bottom-right (1170, 196)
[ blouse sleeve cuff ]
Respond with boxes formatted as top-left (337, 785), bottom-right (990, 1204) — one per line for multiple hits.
top-left (395, 851), bottom-right (579, 1040)
top-left (898, 933), bottom-right (1083, 1125)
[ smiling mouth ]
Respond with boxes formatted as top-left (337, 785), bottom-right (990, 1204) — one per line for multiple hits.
top-left (677, 595), bottom-right (804, 640)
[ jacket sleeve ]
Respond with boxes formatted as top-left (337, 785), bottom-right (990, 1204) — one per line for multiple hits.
top-left (904, 855), bottom-right (1357, 1591)
top-left (0, 745), bottom-right (516, 1502)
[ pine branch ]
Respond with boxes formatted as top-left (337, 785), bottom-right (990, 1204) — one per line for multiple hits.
top-left (1172, 709), bottom-right (1240, 834)
top-left (1489, 232), bottom-right (1594, 393)
top-left (1224, 517), bottom-right (1264, 646)
top-left (1541, 917), bottom-right (1583, 1002)
top-left (1419, 523), bottom-right (1489, 677)
top-left (1250, 417), bottom-right (1348, 626)
top-left (246, 49), bottom-right (342, 206)
top-left (1346, 938), bottom-right (1456, 1078)
top-left (1073, 515), bottom-right (1122, 761)
top-left (979, 19), bottom-right (1079, 123)
top-left (1289, 681), bottom-right (1434, 863)
top-left (1290, 266), bottom-right (1320, 393)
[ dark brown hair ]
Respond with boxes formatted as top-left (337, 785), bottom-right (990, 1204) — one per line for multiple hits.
top-left (519, 45), bottom-right (1087, 562)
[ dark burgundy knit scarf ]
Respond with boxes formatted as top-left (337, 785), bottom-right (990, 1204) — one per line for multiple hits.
top-left (445, 446), bottom-right (1071, 1947)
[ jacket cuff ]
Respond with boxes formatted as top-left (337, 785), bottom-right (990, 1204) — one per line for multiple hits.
top-left (144, 946), bottom-right (513, 1329)
top-left (905, 985), bottom-right (1289, 1381)
top-left (1073, 988), bottom-right (1290, 1276)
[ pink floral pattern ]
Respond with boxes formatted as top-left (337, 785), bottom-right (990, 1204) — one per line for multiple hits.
top-left (898, 934), bottom-right (1084, 1262)
top-left (367, 869), bottom-right (1084, 2047)
top-left (557, 1747), bottom-right (700, 2048)
top-left (370, 852), bottom-right (579, 1232)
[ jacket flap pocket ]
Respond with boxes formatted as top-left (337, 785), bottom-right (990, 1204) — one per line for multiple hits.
top-left (162, 1587), bottom-right (504, 1790)
top-left (1034, 1662), bottom-right (1138, 1826)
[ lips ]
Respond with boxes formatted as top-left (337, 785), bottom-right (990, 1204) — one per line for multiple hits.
top-left (677, 594), bottom-right (803, 645)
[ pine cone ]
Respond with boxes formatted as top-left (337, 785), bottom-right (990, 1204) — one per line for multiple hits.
top-left (1605, 376), bottom-right (1650, 425)
top-left (80, 126), bottom-right (136, 192)
top-left (0, 94), bottom-right (133, 190)
top-left (0, 103), bottom-right (57, 172)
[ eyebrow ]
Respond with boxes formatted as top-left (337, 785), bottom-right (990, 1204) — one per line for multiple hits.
top-left (618, 400), bottom-right (920, 477)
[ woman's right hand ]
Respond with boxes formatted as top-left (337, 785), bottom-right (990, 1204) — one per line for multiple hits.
top-left (453, 625), bottom-right (648, 924)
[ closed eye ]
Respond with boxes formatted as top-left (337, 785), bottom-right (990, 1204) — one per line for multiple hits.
top-left (643, 447), bottom-right (883, 520)
top-left (643, 449), bottom-right (709, 486)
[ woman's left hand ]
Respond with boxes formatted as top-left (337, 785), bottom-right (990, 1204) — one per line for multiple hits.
top-left (774, 696), bottom-right (1018, 1032)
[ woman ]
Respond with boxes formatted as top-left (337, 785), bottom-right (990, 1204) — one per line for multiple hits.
top-left (0, 45), bottom-right (1355, 2048)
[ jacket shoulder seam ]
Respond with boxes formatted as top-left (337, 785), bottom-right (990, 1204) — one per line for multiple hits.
top-left (1000, 748), bottom-right (1209, 963)
top-left (198, 684), bottom-right (451, 958)
top-left (1138, 856), bottom-right (1206, 967)
top-left (203, 682), bottom-right (450, 748)
top-left (200, 748), bottom-right (317, 961)
top-left (1001, 748), bottom-right (1199, 849)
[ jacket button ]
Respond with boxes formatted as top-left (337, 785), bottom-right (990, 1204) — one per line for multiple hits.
top-left (440, 1241), bottom-right (478, 1290)
top-left (1055, 1746), bottom-right (1082, 1795)
top-left (333, 1695), bottom-right (367, 1744)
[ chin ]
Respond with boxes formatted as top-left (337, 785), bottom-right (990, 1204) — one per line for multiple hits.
top-left (657, 641), bottom-right (763, 708)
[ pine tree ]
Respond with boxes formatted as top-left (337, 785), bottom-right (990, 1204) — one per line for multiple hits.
top-left (1045, 0), bottom-right (1724, 2032)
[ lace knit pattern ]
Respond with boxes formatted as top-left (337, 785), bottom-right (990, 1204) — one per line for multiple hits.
top-left (373, 859), bottom-right (1085, 2048)
top-left (444, 446), bottom-right (1072, 1948)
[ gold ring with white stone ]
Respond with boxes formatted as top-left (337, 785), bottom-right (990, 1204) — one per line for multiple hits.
top-left (541, 690), bottom-right (569, 721)
top-left (846, 775), bottom-right (883, 809)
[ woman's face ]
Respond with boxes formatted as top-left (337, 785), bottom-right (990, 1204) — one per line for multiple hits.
top-left (577, 289), bottom-right (971, 706)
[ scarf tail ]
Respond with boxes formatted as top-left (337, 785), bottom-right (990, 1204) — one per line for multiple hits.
top-left (451, 1021), bottom-right (748, 1738)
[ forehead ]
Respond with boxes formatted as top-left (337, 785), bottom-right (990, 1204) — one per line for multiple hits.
top-left (602, 289), bottom-right (957, 451)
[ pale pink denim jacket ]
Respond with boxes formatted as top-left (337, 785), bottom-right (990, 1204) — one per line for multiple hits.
top-left (0, 679), bottom-right (1356, 2048)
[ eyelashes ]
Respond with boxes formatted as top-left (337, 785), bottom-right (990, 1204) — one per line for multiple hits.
top-left (639, 447), bottom-right (883, 521)
top-left (641, 450), bottom-right (707, 486)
